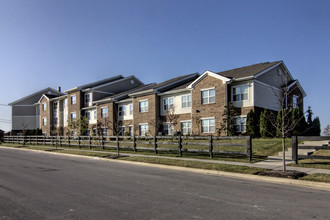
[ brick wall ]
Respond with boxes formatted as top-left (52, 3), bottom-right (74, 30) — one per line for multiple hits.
top-left (191, 75), bottom-right (227, 135)
top-left (39, 96), bottom-right (51, 135)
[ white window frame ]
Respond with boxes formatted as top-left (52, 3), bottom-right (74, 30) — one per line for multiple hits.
top-left (94, 110), bottom-right (97, 120)
top-left (232, 84), bottom-right (249, 102)
top-left (163, 123), bottom-right (174, 135)
top-left (201, 88), bottom-right (215, 104)
top-left (129, 125), bottom-right (133, 136)
top-left (42, 102), bottom-right (47, 111)
top-left (163, 97), bottom-right (174, 111)
top-left (201, 117), bottom-right (215, 133)
top-left (71, 112), bottom-right (77, 121)
top-left (71, 95), bottom-right (77, 105)
top-left (293, 95), bottom-right (299, 108)
top-left (118, 105), bottom-right (126, 117)
top-left (85, 93), bottom-right (91, 105)
top-left (234, 116), bottom-right (247, 133)
top-left (85, 111), bottom-right (91, 120)
top-left (139, 100), bottom-right (148, 113)
top-left (42, 117), bottom-right (47, 126)
top-left (101, 107), bottom-right (108, 118)
top-left (129, 104), bottom-right (133, 115)
top-left (139, 123), bottom-right (148, 136)
top-left (181, 94), bottom-right (191, 108)
top-left (181, 120), bottom-right (192, 135)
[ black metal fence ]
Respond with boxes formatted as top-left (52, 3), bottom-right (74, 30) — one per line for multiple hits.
top-left (3, 135), bottom-right (252, 161)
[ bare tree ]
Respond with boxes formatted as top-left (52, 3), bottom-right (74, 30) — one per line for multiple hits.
top-left (324, 125), bottom-right (330, 136)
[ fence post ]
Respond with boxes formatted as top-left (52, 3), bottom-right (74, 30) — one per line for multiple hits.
top-left (247, 136), bottom-right (252, 162)
top-left (292, 136), bottom-right (298, 164)
top-left (78, 136), bottom-right (81, 148)
top-left (52, 136), bottom-right (54, 146)
top-left (23, 136), bottom-right (26, 146)
top-left (101, 135), bottom-right (104, 150)
top-left (178, 135), bottom-right (182, 157)
top-left (59, 136), bottom-right (62, 147)
top-left (68, 135), bottom-right (70, 147)
top-left (116, 136), bottom-right (120, 155)
top-left (154, 136), bottom-right (158, 154)
top-left (89, 136), bottom-right (92, 149)
top-left (133, 136), bottom-right (137, 152)
top-left (209, 135), bottom-right (213, 158)
top-left (29, 136), bottom-right (31, 145)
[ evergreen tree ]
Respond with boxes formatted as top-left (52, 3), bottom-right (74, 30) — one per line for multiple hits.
top-left (292, 108), bottom-right (307, 136)
top-left (246, 110), bottom-right (259, 138)
top-left (311, 117), bottom-right (321, 136)
top-left (260, 109), bottom-right (272, 138)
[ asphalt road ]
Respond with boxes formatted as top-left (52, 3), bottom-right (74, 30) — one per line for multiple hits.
top-left (0, 148), bottom-right (329, 220)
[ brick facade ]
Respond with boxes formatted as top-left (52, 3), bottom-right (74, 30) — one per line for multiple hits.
top-left (191, 75), bottom-right (227, 135)
top-left (39, 96), bottom-right (51, 136)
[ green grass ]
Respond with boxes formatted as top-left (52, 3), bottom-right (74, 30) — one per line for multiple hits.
top-left (300, 173), bottom-right (330, 183)
top-left (289, 159), bottom-right (330, 170)
top-left (118, 156), bottom-right (268, 174)
top-left (252, 138), bottom-right (291, 156)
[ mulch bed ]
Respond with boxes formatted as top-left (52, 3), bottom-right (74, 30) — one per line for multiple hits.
top-left (255, 170), bottom-right (307, 179)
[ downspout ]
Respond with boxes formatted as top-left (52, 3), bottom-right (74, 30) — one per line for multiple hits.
top-left (225, 82), bottom-right (229, 136)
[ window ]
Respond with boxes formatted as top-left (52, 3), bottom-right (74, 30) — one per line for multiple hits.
top-left (94, 110), bottom-right (97, 120)
top-left (202, 118), bottom-right (215, 133)
top-left (71, 95), bottom-right (76, 104)
top-left (201, 89), bottom-right (215, 104)
top-left (163, 97), bottom-right (174, 111)
top-left (42, 102), bottom-right (47, 111)
top-left (71, 112), bottom-right (76, 121)
top-left (86, 130), bottom-right (91, 136)
top-left (181, 121), bottom-right (192, 135)
top-left (232, 85), bottom-right (249, 102)
top-left (234, 117), bottom-right (247, 133)
top-left (42, 117), bottom-right (47, 126)
top-left (293, 95), bottom-right (298, 108)
top-left (101, 107), bottom-right (108, 118)
top-left (119, 126), bottom-right (125, 136)
top-left (129, 126), bottom-right (133, 136)
top-left (129, 104), bottom-right (133, 115)
top-left (53, 102), bottom-right (58, 112)
top-left (101, 128), bottom-right (108, 136)
top-left (85, 111), bottom-right (91, 120)
top-left (163, 123), bottom-right (174, 135)
top-left (181, 95), bottom-right (191, 108)
top-left (118, 105), bottom-right (126, 116)
top-left (139, 124), bottom-right (148, 136)
top-left (85, 93), bottom-right (90, 105)
top-left (139, 100), bottom-right (148, 113)
top-left (71, 129), bottom-right (76, 136)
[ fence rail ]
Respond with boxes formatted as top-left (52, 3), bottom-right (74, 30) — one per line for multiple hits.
top-left (292, 136), bottom-right (330, 163)
top-left (3, 135), bottom-right (252, 161)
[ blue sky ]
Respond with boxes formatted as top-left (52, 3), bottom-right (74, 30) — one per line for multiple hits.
top-left (0, 0), bottom-right (329, 133)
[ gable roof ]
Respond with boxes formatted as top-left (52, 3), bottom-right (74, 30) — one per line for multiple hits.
top-left (65, 75), bottom-right (124, 93)
top-left (8, 87), bottom-right (64, 106)
top-left (129, 73), bottom-right (199, 97)
top-left (187, 70), bottom-right (231, 89)
top-left (217, 61), bottom-right (282, 79)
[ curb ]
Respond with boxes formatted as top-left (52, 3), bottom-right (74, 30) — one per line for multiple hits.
top-left (2, 146), bottom-right (330, 191)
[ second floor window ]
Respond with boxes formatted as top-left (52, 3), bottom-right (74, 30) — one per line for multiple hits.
top-left (139, 100), bottom-right (148, 113)
top-left (163, 97), bottom-right (174, 111)
top-left (42, 102), bottom-right (47, 111)
top-left (85, 93), bottom-right (90, 105)
top-left (53, 102), bottom-right (58, 115)
top-left (232, 85), bottom-right (248, 102)
top-left (42, 118), bottom-right (47, 126)
top-left (71, 95), bottom-right (76, 104)
top-left (201, 89), bottom-right (215, 104)
top-left (94, 110), bottom-right (97, 120)
top-left (129, 104), bottom-right (133, 115)
top-left (293, 95), bottom-right (298, 108)
top-left (101, 107), bottom-right (108, 118)
top-left (181, 95), bottom-right (191, 108)
top-left (118, 105), bottom-right (126, 116)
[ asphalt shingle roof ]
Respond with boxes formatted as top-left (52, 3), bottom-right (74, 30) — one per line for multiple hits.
top-left (217, 61), bottom-right (281, 79)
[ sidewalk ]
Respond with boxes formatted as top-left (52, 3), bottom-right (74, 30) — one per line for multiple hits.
top-left (2, 144), bottom-right (330, 175)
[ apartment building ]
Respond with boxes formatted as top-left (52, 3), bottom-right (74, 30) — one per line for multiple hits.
top-left (10, 60), bottom-right (306, 136)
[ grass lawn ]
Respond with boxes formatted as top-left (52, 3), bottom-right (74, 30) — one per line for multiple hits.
top-left (300, 173), bottom-right (330, 183)
top-left (289, 159), bottom-right (330, 170)
top-left (118, 156), bottom-right (268, 174)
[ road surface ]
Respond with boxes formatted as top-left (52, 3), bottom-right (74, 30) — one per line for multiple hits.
top-left (0, 147), bottom-right (329, 219)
